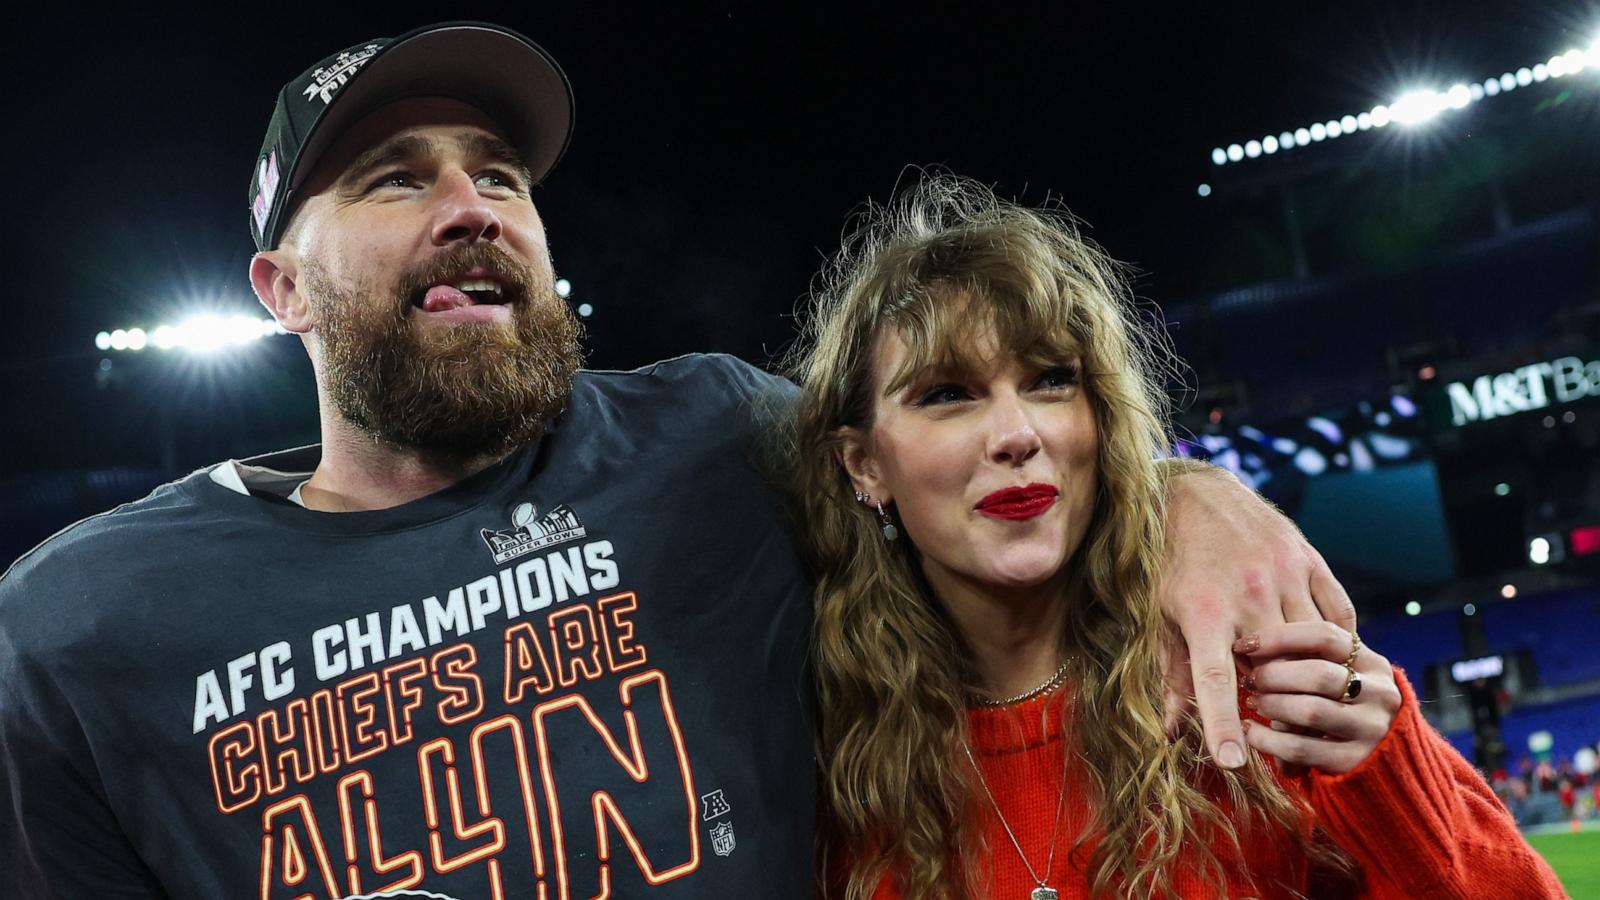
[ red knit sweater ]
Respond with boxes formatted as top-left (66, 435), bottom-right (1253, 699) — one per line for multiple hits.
top-left (868, 668), bottom-right (1566, 899)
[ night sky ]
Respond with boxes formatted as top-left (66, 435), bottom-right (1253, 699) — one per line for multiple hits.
top-left (4, 1), bottom-right (1592, 477)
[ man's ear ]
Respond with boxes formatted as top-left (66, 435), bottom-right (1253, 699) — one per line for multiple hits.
top-left (249, 248), bottom-right (313, 335)
top-left (835, 426), bottom-right (891, 506)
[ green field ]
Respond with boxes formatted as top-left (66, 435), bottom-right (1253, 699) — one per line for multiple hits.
top-left (1528, 826), bottom-right (1600, 897)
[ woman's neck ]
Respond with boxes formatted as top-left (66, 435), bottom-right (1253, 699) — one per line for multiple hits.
top-left (925, 565), bottom-right (1070, 702)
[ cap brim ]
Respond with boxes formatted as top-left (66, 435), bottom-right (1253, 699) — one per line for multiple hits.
top-left (287, 22), bottom-right (573, 198)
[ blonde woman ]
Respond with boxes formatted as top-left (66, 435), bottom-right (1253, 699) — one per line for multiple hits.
top-left (786, 175), bottom-right (1563, 899)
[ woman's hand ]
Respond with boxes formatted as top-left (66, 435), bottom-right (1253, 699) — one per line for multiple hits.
top-left (1232, 622), bottom-right (1403, 775)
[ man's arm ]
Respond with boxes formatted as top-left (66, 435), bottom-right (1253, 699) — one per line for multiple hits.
top-left (1157, 459), bottom-right (1356, 769)
top-left (0, 571), bottom-right (167, 898)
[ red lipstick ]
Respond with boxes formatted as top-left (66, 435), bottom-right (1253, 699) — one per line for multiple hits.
top-left (975, 483), bottom-right (1059, 520)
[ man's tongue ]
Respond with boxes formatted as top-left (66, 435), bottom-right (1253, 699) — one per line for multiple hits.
top-left (421, 285), bottom-right (472, 313)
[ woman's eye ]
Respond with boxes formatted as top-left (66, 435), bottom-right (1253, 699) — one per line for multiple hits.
top-left (1034, 365), bottom-right (1081, 390)
top-left (915, 384), bottom-right (970, 406)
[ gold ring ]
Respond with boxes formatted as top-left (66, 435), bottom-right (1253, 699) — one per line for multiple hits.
top-left (1340, 668), bottom-right (1362, 702)
top-left (1339, 630), bottom-right (1363, 702)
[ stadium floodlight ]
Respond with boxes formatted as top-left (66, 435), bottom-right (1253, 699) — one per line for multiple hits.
top-left (1262, 135), bottom-right (1279, 154)
top-left (1391, 89), bottom-right (1445, 125)
top-left (93, 314), bottom-right (287, 354)
top-left (1405, 601), bottom-right (1422, 616)
top-left (1197, 183), bottom-right (1212, 197)
top-left (1245, 140), bottom-right (1262, 158)
top-left (1205, 36), bottom-right (1600, 167)
top-left (1226, 143), bottom-right (1244, 161)
top-left (576, 303), bottom-right (594, 318)
top-left (554, 277), bottom-right (573, 298)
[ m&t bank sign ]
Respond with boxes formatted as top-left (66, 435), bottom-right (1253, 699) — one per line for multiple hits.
top-left (1445, 355), bottom-right (1600, 426)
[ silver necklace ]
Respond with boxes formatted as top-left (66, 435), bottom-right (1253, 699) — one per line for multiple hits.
top-left (972, 658), bottom-right (1072, 707)
top-left (963, 735), bottom-right (1071, 900)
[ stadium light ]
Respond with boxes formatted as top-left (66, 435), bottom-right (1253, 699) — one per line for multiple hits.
top-left (1529, 536), bottom-right (1552, 565)
top-left (1404, 600), bottom-right (1422, 616)
top-left (1205, 37), bottom-right (1600, 167)
top-left (555, 277), bottom-right (573, 298)
top-left (1391, 89), bottom-right (1446, 125)
top-left (93, 314), bottom-right (287, 354)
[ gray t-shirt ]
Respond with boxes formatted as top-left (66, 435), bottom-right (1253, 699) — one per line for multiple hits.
top-left (0, 354), bottom-right (813, 899)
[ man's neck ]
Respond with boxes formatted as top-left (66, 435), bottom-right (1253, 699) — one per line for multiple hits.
top-left (300, 412), bottom-right (511, 512)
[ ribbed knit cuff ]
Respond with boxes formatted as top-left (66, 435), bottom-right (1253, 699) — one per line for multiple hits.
top-left (1305, 667), bottom-right (1468, 890)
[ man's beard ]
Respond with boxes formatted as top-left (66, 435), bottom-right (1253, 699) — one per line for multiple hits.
top-left (305, 244), bottom-right (584, 460)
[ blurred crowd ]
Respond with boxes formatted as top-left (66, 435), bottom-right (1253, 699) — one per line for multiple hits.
top-left (1491, 742), bottom-right (1600, 827)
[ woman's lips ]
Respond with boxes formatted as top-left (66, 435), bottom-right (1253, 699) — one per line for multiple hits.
top-left (975, 483), bottom-right (1059, 520)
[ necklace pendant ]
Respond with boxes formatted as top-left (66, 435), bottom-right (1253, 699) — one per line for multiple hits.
top-left (1031, 888), bottom-right (1059, 900)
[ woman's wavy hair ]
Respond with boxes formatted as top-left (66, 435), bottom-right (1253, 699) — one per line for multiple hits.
top-left (780, 173), bottom-right (1343, 899)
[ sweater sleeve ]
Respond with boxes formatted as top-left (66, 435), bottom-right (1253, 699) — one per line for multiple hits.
top-left (1304, 667), bottom-right (1567, 899)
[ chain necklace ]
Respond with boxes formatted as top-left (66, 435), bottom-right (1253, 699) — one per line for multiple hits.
top-left (963, 735), bottom-right (1071, 900)
top-left (972, 658), bottom-right (1072, 707)
top-left (964, 657), bottom-right (1074, 899)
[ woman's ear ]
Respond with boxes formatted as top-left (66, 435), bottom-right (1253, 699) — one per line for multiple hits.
top-left (834, 426), bottom-right (891, 505)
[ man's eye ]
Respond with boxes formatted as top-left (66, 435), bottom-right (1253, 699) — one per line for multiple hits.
top-left (915, 384), bottom-right (970, 406)
top-left (368, 172), bottom-right (415, 190)
top-left (476, 170), bottom-right (525, 191)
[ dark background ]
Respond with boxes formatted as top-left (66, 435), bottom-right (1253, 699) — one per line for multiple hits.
top-left (5, 3), bottom-right (1600, 791)
top-left (3, 2), bottom-right (1598, 586)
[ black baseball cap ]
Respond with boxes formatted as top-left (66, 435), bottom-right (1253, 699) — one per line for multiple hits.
top-left (248, 21), bottom-right (574, 251)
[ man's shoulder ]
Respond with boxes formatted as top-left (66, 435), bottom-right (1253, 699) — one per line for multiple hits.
top-left (579, 352), bottom-right (795, 403)
top-left (0, 468), bottom-right (215, 620)
top-left (573, 352), bottom-right (797, 430)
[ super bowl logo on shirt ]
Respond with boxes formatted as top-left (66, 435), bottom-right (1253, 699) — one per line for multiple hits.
top-left (481, 501), bottom-right (587, 564)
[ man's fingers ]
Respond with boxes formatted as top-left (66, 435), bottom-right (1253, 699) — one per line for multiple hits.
top-left (1161, 644), bottom-right (1193, 738)
top-left (1234, 621), bottom-right (1353, 662)
top-left (1306, 546), bottom-right (1357, 632)
top-left (1188, 642), bottom-right (1247, 769)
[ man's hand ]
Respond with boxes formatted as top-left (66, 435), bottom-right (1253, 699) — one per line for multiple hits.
top-left (1157, 460), bottom-right (1356, 769)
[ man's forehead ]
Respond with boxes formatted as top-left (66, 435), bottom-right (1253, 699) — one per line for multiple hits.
top-left (306, 97), bottom-right (519, 189)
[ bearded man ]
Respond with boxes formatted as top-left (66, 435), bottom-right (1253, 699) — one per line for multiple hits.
top-left (0, 22), bottom-right (1355, 899)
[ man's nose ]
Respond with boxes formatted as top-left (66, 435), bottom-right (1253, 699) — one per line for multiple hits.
top-left (430, 170), bottom-right (502, 245)
top-left (986, 396), bottom-right (1042, 465)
